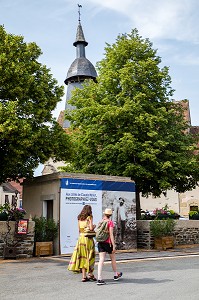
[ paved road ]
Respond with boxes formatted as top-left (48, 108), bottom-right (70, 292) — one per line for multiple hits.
top-left (0, 252), bottom-right (199, 300)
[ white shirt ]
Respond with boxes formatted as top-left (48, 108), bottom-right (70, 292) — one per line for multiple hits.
top-left (119, 205), bottom-right (126, 221)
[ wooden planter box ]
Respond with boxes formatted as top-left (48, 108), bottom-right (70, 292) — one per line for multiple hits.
top-left (35, 241), bottom-right (53, 257)
top-left (154, 236), bottom-right (174, 250)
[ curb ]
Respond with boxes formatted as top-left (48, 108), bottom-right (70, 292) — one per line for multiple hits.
top-left (1, 245), bottom-right (199, 263)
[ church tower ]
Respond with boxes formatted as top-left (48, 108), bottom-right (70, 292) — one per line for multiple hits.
top-left (44, 5), bottom-right (97, 175)
top-left (62, 4), bottom-right (97, 128)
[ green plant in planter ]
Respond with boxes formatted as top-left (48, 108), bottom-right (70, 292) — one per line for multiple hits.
top-left (10, 208), bottom-right (26, 221)
top-left (0, 203), bottom-right (26, 221)
top-left (150, 218), bottom-right (176, 238)
top-left (0, 203), bottom-right (10, 220)
top-left (33, 216), bottom-right (58, 242)
top-left (0, 211), bottom-right (8, 221)
top-left (189, 210), bottom-right (199, 220)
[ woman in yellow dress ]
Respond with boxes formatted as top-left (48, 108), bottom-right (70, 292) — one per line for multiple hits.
top-left (68, 205), bottom-right (96, 282)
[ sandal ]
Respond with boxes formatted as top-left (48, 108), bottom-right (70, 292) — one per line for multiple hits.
top-left (82, 277), bottom-right (90, 282)
top-left (88, 274), bottom-right (97, 281)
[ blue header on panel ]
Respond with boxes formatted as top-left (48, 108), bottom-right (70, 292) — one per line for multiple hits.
top-left (102, 181), bottom-right (135, 192)
top-left (60, 178), bottom-right (102, 190)
top-left (60, 178), bottom-right (135, 192)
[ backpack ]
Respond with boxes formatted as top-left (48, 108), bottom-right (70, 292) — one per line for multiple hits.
top-left (95, 220), bottom-right (109, 242)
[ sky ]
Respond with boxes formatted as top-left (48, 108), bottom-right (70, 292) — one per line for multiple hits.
top-left (1, 0), bottom-right (199, 174)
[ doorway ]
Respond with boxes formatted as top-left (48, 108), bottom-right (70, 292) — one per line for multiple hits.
top-left (43, 200), bottom-right (53, 219)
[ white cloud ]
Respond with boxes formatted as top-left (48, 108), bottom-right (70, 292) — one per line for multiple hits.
top-left (172, 53), bottom-right (199, 66)
top-left (86, 0), bottom-right (199, 43)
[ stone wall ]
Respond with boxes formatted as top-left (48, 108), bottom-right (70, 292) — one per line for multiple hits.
top-left (137, 220), bottom-right (199, 249)
top-left (137, 220), bottom-right (153, 249)
top-left (0, 221), bottom-right (35, 259)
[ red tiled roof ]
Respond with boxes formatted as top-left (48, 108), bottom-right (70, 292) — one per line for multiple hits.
top-left (9, 179), bottom-right (23, 198)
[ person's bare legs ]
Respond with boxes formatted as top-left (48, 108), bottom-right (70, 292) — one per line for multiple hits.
top-left (82, 267), bottom-right (86, 280)
top-left (98, 252), bottom-right (106, 280)
top-left (109, 252), bottom-right (123, 280)
top-left (109, 252), bottom-right (117, 273)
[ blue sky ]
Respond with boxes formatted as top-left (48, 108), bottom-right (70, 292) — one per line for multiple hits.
top-left (1, 0), bottom-right (199, 174)
top-left (1, 0), bottom-right (199, 124)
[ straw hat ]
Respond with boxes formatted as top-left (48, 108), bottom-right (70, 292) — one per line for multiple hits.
top-left (104, 208), bottom-right (113, 216)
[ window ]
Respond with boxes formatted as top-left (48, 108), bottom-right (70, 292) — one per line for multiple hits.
top-left (190, 205), bottom-right (198, 212)
top-left (5, 195), bottom-right (9, 204)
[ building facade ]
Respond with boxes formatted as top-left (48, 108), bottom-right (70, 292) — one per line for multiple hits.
top-left (0, 181), bottom-right (21, 208)
top-left (23, 172), bottom-right (136, 254)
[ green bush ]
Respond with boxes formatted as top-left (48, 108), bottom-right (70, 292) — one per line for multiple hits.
top-left (33, 216), bottom-right (58, 242)
top-left (150, 218), bottom-right (176, 238)
top-left (189, 211), bottom-right (199, 220)
top-left (0, 211), bottom-right (8, 221)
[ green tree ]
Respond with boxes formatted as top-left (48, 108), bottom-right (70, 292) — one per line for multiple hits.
top-left (65, 29), bottom-right (199, 218)
top-left (0, 26), bottom-right (71, 183)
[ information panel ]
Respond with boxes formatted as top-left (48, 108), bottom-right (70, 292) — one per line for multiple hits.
top-left (60, 178), bottom-right (136, 254)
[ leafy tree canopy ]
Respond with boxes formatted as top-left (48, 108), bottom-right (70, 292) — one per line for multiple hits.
top-left (64, 29), bottom-right (199, 216)
top-left (0, 25), bottom-right (71, 183)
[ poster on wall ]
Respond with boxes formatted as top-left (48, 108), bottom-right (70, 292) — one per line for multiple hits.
top-left (15, 219), bottom-right (29, 235)
top-left (60, 178), bottom-right (102, 254)
top-left (60, 178), bottom-right (136, 254)
top-left (102, 181), bottom-right (136, 250)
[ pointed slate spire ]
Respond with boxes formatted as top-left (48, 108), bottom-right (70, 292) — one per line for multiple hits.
top-left (73, 21), bottom-right (88, 47)
top-left (64, 5), bottom-right (97, 85)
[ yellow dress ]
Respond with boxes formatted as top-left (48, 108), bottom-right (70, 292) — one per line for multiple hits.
top-left (68, 217), bottom-right (95, 273)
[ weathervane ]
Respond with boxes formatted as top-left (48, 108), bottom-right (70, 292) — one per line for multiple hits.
top-left (78, 4), bottom-right (82, 22)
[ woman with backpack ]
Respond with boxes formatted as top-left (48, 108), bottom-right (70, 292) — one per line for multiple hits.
top-left (68, 205), bottom-right (97, 282)
top-left (96, 208), bottom-right (123, 285)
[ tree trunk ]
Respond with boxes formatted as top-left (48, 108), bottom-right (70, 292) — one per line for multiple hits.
top-left (136, 186), bottom-right (141, 220)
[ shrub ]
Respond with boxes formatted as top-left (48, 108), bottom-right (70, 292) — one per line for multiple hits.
top-left (189, 211), bottom-right (199, 220)
top-left (33, 216), bottom-right (58, 242)
top-left (150, 218), bottom-right (176, 238)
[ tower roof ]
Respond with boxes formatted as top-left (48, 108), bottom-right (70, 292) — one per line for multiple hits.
top-left (73, 22), bottom-right (88, 47)
top-left (64, 7), bottom-right (97, 85)
top-left (65, 57), bottom-right (97, 84)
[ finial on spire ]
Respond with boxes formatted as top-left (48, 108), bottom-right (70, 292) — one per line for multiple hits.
top-left (78, 4), bottom-right (82, 22)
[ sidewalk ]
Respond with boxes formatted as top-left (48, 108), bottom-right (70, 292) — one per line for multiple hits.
top-left (1, 244), bottom-right (199, 264)
top-left (47, 243), bottom-right (199, 263)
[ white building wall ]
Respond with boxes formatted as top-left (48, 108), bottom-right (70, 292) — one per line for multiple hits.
top-left (0, 186), bottom-right (20, 208)
top-left (140, 190), bottom-right (180, 214)
top-left (179, 186), bottom-right (199, 217)
top-left (23, 179), bottom-right (60, 222)
top-left (0, 186), bottom-right (4, 206)
top-left (140, 186), bottom-right (199, 217)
